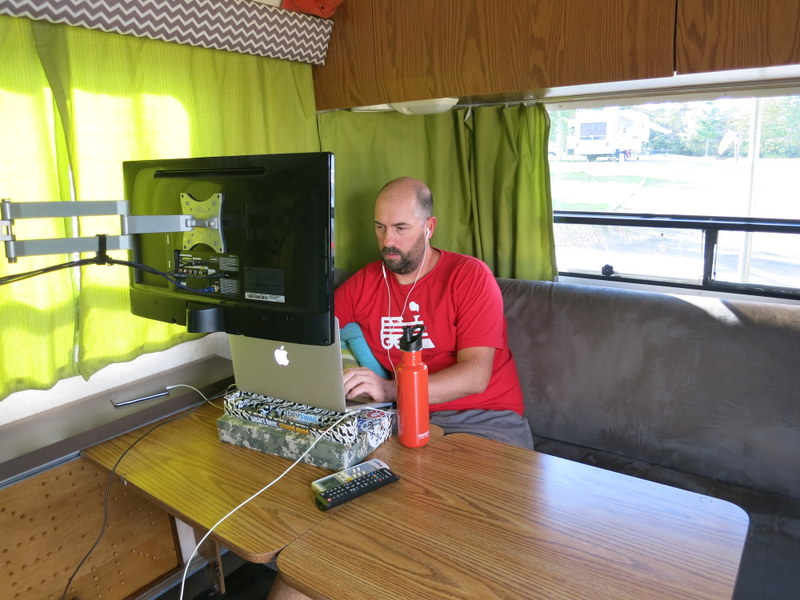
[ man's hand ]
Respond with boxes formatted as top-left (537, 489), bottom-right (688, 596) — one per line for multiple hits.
top-left (342, 347), bottom-right (495, 406)
top-left (343, 367), bottom-right (396, 403)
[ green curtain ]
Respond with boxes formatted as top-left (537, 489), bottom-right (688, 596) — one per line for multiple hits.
top-left (31, 21), bottom-right (319, 378)
top-left (317, 104), bottom-right (556, 280)
top-left (1, 15), bottom-right (553, 401)
top-left (0, 17), bottom-right (79, 396)
top-left (0, 16), bottom-right (319, 399)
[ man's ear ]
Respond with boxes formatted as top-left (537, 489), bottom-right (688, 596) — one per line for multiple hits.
top-left (426, 216), bottom-right (437, 239)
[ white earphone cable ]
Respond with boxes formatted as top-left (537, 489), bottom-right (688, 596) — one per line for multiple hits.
top-left (383, 236), bottom-right (429, 374)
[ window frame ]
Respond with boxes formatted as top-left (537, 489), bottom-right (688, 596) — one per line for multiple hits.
top-left (554, 210), bottom-right (800, 301)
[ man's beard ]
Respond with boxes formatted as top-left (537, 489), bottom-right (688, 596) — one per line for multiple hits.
top-left (381, 234), bottom-right (426, 275)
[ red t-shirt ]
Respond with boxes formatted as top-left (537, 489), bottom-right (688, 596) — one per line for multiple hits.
top-left (335, 250), bottom-right (524, 415)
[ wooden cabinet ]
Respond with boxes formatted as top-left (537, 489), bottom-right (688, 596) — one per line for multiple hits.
top-left (313, 0), bottom-right (676, 110)
top-left (676, 0), bottom-right (800, 74)
top-left (314, 1), bottom-right (800, 111)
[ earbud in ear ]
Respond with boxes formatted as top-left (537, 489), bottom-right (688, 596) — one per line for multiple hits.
top-left (425, 229), bottom-right (431, 240)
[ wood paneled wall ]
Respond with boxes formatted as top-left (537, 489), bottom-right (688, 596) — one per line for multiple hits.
top-left (313, 0), bottom-right (676, 110)
top-left (1, 458), bottom-right (181, 600)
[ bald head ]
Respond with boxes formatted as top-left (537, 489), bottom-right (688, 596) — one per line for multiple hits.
top-left (376, 177), bottom-right (433, 220)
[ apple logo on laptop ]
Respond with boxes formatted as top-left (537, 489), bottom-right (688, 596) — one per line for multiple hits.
top-left (274, 345), bottom-right (290, 366)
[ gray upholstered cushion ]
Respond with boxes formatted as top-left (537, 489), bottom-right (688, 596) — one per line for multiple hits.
top-left (497, 278), bottom-right (800, 600)
top-left (498, 278), bottom-right (800, 499)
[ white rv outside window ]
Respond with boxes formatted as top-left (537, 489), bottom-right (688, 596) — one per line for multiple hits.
top-left (547, 94), bottom-right (800, 300)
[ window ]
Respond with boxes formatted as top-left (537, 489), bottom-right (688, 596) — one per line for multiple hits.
top-left (547, 94), bottom-right (800, 300)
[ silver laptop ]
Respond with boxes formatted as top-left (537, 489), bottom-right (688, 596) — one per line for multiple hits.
top-left (228, 319), bottom-right (362, 413)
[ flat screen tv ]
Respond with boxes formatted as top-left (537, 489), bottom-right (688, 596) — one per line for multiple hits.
top-left (123, 152), bottom-right (335, 345)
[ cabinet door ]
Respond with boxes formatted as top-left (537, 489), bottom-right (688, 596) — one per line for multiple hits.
top-left (677, 0), bottom-right (800, 74)
top-left (314, 0), bottom-right (676, 110)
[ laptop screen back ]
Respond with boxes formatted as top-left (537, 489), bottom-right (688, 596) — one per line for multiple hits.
top-left (228, 324), bottom-right (349, 413)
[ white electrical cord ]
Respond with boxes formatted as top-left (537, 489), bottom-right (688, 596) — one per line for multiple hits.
top-left (178, 410), bottom-right (355, 600)
top-left (166, 383), bottom-right (223, 406)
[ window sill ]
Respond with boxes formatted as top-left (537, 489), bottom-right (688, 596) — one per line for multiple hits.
top-left (0, 355), bottom-right (233, 488)
top-left (557, 274), bottom-right (800, 307)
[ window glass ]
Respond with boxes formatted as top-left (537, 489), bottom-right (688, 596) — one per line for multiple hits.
top-left (716, 231), bottom-right (800, 288)
top-left (554, 223), bottom-right (704, 284)
top-left (548, 95), bottom-right (800, 295)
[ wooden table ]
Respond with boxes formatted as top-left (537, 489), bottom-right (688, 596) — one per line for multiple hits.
top-left (82, 402), bottom-right (442, 563)
top-left (84, 403), bottom-right (747, 599)
top-left (82, 402), bottom-right (334, 564)
top-left (277, 433), bottom-right (749, 600)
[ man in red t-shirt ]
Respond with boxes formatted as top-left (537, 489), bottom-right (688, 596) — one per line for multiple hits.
top-left (335, 176), bottom-right (533, 449)
top-left (268, 177), bottom-right (533, 600)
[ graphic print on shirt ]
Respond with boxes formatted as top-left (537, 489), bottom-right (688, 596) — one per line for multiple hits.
top-left (380, 301), bottom-right (436, 351)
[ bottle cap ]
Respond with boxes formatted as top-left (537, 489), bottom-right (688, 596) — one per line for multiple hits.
top-left (399, 324), bottom-right (425, 352)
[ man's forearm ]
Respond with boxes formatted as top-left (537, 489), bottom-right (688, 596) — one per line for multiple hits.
top-left (427, 347), bottom-right (495, 405)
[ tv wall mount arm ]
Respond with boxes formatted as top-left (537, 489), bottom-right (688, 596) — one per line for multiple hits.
top-left (0, 194), bottom-right (225, 263)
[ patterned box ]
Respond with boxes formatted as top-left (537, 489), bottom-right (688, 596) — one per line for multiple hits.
top-left (1, 0), bottom-right (334, 65)
top-left (217, 391), bottom-right (394, 470)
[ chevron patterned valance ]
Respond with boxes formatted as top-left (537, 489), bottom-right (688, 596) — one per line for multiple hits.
top-left (0, 0), bottom-right (333, 65)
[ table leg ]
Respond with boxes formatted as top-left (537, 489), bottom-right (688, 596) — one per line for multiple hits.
top-left (193, 528), bottom-right (226, 595)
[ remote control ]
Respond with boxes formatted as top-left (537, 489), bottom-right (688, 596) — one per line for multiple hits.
top-left (311, 459), bottom-right (399, 511)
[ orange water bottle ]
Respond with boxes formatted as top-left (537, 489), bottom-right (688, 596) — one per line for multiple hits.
top-left (396, 324), bottom-right (430, 448)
